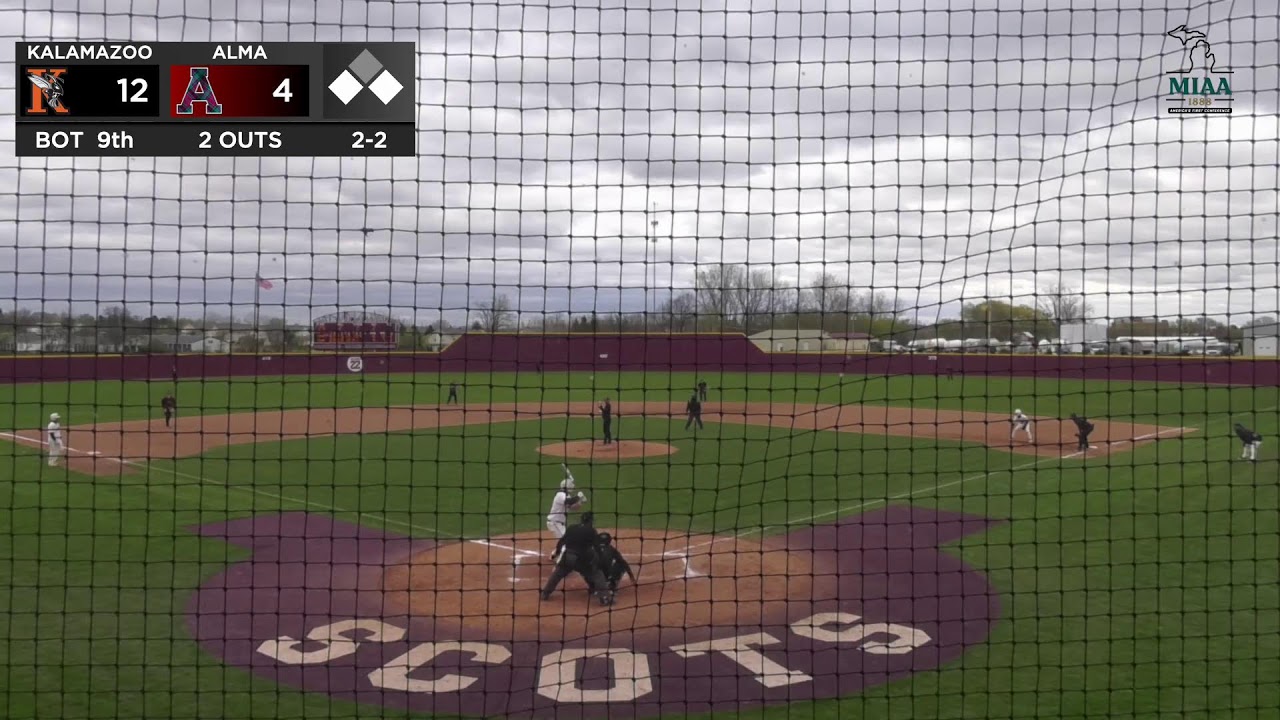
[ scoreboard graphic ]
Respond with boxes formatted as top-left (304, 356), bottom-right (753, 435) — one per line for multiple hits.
top-left (311, 311), bottom-right (401, 351)
top-left (15, 42), bottom-right (415, 157)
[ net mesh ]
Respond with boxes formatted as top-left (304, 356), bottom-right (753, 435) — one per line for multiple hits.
top-left (3, 0), bottom-right (1279, 718)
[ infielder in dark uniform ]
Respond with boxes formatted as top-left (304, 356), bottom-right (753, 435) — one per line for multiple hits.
top-left (1235, 422), bottom-right (1262, 462)
top-left (1069, 413), bottom-right (1095, 452)
top-left (541, 512), bottom-right (614, 605)
top-left (685, 393), bottom-right (704, 431)
top-left (599, 398), bottom-right (613, 445)
top-left (446, 381), bottom-right (459, 404)
top-left (594, 532), bottom-right (636, 592)
top-left (161, 394), bottom-right (177, 428)
top-left (697, 380), bottom-right (708, 401)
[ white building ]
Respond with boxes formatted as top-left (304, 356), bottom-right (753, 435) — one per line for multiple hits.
top-left (1060, 322), bottom-right (1108, 353)
top-left (1241, 324), bottom-right (1278, 357)
top-left (748, 328), bottom-right (828, 352)
top-left (157, 334), bottom-right (231, 353)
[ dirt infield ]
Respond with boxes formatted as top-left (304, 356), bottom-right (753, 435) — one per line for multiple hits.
top-left (4, 401), bottom-right (1192, 476)
top-left (381, 529), bottom-right (820, 643)
top-left (536, 440), bottom-right (677, 459)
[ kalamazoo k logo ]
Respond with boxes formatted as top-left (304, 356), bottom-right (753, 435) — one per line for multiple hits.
top-left (24, 68), bottom-right (69, 114)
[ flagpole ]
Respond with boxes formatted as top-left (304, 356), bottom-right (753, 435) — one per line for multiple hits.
top-left (253, 277), bottom-right (260, 349)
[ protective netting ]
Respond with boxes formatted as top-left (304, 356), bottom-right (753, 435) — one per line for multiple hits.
top-left (3, 1), bottom-right (1279, 718)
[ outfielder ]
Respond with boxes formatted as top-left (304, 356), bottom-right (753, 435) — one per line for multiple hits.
top-left (1234, 423), bottom-right (1262, 462)
top-left (547, 463), bottom-right (587, 561)
top-left (1010, 409), bottom-right (1034, 442)
top-left (685, 392), bottom-right (704, 431)
top-left (46, 413), bottom-right (64, 467)
top-left (161, 394), bottom-right (177, 428)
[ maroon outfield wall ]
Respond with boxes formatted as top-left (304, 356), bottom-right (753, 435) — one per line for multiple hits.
top-left (0, 332), bottom-right (1276, 386)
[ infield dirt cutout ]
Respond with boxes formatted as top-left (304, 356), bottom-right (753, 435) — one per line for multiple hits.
top-left (381, 529), bottom-right (821, 643)
top-left (7, 400), bottom-right (1192, 476)
top-left (536, 439), bottom-right (677, 460)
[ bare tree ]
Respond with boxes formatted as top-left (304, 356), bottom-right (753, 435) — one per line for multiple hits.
top-left (850, 290), bottom-right (902, 315)
top-left (661, 292), bottom-right (699, 332)
top-left (475, 293), bottom-right (515, 332)
top-left (803, 272), bottom-right (852, 316)
top-left (542, 313), bottom-right (571, 332)
top-left (770, 280), bottom-right (801, 316)
top-left (734, 269), bottom-right (776, 334)
top-left (1036, 283), bottom-right (1091, 334)
top-left (694, 264), bottom-right (745, 330)
top-left (99, 305), bottom-right (133, 350)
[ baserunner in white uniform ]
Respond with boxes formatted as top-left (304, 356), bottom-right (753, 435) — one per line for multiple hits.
top-left (1010, 408), bottom-right (1034, 443)
top-left (47, 413), bottom-right (64, 467)
top-left (547, 463), bottom-right (587, 561)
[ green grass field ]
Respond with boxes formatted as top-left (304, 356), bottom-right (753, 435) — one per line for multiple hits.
top-left (1, 371), bottom-right (1278, 719)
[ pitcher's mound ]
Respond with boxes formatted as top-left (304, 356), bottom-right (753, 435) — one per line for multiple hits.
top-left (536, 439), bottom-right (676, 459)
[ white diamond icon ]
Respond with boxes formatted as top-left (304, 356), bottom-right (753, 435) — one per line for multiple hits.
top-left (328, 70), bottom-right (363, 104)
top-left (368, 69), bottom-right (403, 105)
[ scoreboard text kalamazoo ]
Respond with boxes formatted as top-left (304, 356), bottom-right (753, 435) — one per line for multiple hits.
top-left (15, 42), bottom-right (415, 156)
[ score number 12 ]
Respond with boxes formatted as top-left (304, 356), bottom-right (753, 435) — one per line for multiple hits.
top-left (117, 77), bottom-right (149, 103)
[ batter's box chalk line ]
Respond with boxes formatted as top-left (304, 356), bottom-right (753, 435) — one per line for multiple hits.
top-left (662, 549), bottom-right (707, 578)
top-left (470, 539), bottom-right (542, 584)
top-left (475, 537), bottom-right (712, 584)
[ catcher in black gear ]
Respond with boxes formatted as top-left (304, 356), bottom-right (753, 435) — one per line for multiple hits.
top-left (540, 512), bottom-right (614, 606)
top-left (594, 532), bottom-right (637, 592)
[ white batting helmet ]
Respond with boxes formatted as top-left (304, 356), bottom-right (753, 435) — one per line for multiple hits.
top-left (1014, 409), bottom-right (1022, 415)
top-left (559, 477), bottom-right (575, 491)
top-left (50, 413), bottom-right (60, 422)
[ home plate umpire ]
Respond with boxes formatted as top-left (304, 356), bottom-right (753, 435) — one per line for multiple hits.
top-left (540, 512), bottom-right (618, 606)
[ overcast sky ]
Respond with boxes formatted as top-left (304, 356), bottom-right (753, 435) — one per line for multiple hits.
top-left (1, 0), bottom-right (1277, 327)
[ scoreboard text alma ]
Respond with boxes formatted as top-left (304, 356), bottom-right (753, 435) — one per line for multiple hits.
top-left (15, 42), bottom-right (415, 157)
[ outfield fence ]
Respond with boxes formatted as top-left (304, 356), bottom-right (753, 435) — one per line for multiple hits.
top-left (1, 333), bottom-right (1279, 385)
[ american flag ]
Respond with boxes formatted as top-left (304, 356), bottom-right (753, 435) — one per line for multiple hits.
top-left (256, 275), bottom-right (274, 290)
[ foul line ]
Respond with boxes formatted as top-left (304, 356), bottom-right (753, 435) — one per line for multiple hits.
top-left (734, 425), bottom-right (1196, 540)
top-left (1059, 426), bottom-right (1191, 460)
top-left (0, 430), bottom-right (459, 543)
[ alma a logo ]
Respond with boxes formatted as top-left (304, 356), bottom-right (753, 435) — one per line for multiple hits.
top-left (184, 506), bottom-right (1004, 718)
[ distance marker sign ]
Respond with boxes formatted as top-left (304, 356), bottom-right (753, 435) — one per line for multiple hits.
top-left (14, 41), bottom-right (415, 157)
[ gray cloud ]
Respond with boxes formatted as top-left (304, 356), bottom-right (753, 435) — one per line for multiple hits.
top-left (2, 0), bottom-right (1278, 327)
